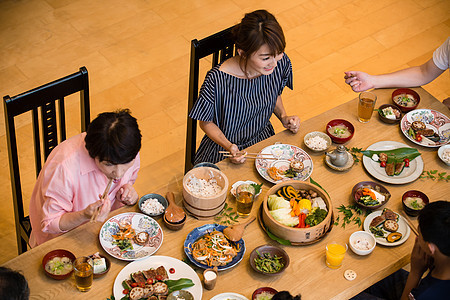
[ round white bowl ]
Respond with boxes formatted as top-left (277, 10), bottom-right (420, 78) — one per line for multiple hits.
top-left (304, 131), bottom-right (331, 152)
top-left (349, 231), bottom-right (376, 255)
top-left (230, 180), bottom-right (262, 198)
top-left (437, 144), bottom-right (450, 166)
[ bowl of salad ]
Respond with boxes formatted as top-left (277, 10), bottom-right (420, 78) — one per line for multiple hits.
top-left (351, 181), bottom-right (391, 210)
top-left (261, 180), bottom-right (332, 244)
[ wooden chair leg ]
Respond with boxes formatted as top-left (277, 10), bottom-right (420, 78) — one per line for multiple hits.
top-left (18, 236), bottom-right (28, 255)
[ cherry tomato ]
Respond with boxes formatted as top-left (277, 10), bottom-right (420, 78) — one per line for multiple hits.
top-left (130, 282), bottom-right (138, 287)
top-left (146, 278), bottom-right (154, 285)
top-left (169, 268), bottom-right (175, 274)
top-left (380, 161), bottom-right (386, 168)
top-left (405, 161), bottom-right (410, 167)
top-left (138, 282), bottom-right (145, 288)
top-left (404, 158), bottom-right (410, 163)
top-left (123, 289), bottom-right (129, 294)
top-left (156, 275), bottom-right (163, 281)
top-left (416, 135), bottom-right (422, 142)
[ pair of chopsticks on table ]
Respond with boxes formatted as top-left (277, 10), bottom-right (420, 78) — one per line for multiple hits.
top-left (401, 212), bottom-right (420, 236)
top-left (219, 151), bottom-right (277, 160)
top-left (90, 178), bottom-right (113, 223)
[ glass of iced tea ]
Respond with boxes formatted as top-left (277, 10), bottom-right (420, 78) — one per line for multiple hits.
top-left (325, 242), bottom-right (347, 269)
top-left (358, 91), bottom-right (377, 123)
top-left (74, 256), bottom-right (93, 292)
top-left (236, 183), bottom-right (256, 216)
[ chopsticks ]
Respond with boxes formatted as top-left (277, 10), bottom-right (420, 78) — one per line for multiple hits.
top-left (219, 151), bottom-right (277, 160)
top-left (90, 178), bottom-right (113, 223)
top-left (401, 212), bottom-right (419, 236)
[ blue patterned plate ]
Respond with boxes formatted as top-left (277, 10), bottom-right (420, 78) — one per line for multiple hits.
top-left (184, 224), bottom-right (245, 271)
top-left (99, 212), bottom-right (163, 261)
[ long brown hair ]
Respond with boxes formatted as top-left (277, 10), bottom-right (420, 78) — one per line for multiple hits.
top-left (232, 10), bottom-right (286, 74)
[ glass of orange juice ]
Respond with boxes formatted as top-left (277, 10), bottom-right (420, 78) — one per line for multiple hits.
top-left (326, 242), bottom-right (347, 269)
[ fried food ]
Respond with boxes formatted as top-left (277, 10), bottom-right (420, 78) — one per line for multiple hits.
top-left (267, 166), bottom-right (282, 181)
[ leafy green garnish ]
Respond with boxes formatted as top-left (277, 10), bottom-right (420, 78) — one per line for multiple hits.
top-left (166, 278), bottom-right (195, 294)
top-left (251, 183), bottom-right (263, 195)
top-left (420, 170), bottom-right (449, 182)
top-left (335, 204), bottom-right (368, 228)
top-left (214, 203), bottom-right (239, 225)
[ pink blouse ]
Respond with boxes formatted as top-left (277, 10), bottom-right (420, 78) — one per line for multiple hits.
top-left (29, 132), bottom-right (140, 247)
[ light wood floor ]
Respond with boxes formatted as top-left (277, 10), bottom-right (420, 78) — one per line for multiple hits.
top-left (0, 0), bottom-right (449, 264)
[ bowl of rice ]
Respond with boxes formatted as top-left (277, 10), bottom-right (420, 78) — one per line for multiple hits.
top-left (138, 193), bottom-right (168, 218)
top-left (183, 167), bottom-right (229, 218)
top-left (438, 144), bottom-right (450, 166)
top-left (304, 131), bottom-right (331, 152)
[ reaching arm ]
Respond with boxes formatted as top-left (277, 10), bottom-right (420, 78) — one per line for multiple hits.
top-left (58, 196), bottom-right (111, 230)
top-left (273, 95), bottom-right (300, 133)
top-left (199, 120), bottom-right (246, 163)
top-left (345, 58), bottom-right (445, 92)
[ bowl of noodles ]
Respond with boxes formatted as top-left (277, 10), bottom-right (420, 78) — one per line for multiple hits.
top-left (183, 224), bottom-right (245, 271)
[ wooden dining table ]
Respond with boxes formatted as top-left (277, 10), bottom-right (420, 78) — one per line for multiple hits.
top-left (2, 87), bottom-right (449, 300)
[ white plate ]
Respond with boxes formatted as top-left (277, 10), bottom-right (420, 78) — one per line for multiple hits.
top-left (230, 180), bottom-right (262, 198)
top-left (400, 109), bottom-right (450, 147)
top-left (363, 210), bottom-right (411, 246)
top-left (210, 292), bottom-right (249, 300)
top-left (99, 212), bottom-right (163, 261)
top-left (255, 144), bottom-right (313, 184)
top-left (362, 141), bottom-right (423, 184)
top-left (113, 255), bottom-right (202, 299)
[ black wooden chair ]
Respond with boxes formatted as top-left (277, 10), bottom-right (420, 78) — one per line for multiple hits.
top-left (3, 66), bottom-right (90, 254)
top-left (184, 25), bottom-right (238, 174)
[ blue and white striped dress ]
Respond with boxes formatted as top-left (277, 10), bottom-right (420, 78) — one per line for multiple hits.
top-left (189, 54), bottom-right (293, 164)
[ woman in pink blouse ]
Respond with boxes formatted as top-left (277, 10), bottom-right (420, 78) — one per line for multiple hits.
top-left (29, 109), bottom-right (142, 247)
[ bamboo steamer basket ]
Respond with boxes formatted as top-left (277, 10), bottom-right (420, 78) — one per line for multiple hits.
top-left (182, 167), bottom-right (229, 218)
top-left (262, 180), bottom-right (333, 244)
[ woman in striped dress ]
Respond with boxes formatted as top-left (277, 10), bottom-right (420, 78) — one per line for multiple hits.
top-left (189, 10), bottom-right (300, 165)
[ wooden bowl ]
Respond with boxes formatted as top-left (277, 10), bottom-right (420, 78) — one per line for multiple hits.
top-left (262, 180), bottom-right (332, 244)
top-left (402, 190), bottom-right (429, 217)
top-left (392, 88), bottom-right (420, 112)
top-left (183, 167), bottom-right (229, 218)
top-left (377, 104), bottom-right (402, 124)
top-left (42, 249), bottom-right (76, 280)
top-left (351, 181), bottom-right (391, 210)
top-left (249, 245), bottom-right (289, 275)
top-left (326, 119), bottom-right (355, 144)
top-left (163, 214), bottom-right (186, 231)
top-left (183, 198), bottom-right (226, 219)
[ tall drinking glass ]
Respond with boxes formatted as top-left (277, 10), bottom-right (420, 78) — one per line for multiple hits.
top-left (74, 256), bottom-right (93, 292)
top-left (358, 91), bottom-right (377, 123)
top-left (236, 183), bottom-right (256, 216)
top-left (326, 242), bottom-right (347, 269)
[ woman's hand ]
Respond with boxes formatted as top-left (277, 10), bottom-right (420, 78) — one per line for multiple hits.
top-left (281, 115), bottom-right (300, 133)
top-left (116, 184), bottom-right (139, 206)
top-left (344, 71), bottom-right (374, 92)
top-left (81, 195), bottom-right (112, 222)
top-left (227, 144), bottom-right (246, 164)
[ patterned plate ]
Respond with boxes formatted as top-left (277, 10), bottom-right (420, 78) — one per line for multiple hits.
top-left (99, 212), bottom-right (163, 261)
top-left (255, 144), bottom-right (313, 184)
top-left (184, 224), bottom-right (245, 271)
top-left (400, 109), bottom-right (450, 147)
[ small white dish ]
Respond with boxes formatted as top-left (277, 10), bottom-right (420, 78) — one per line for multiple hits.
top-left (304, 131), bottom-right (331, 152)
top-left (437, 144), bottom-right (450, 166)
top-left (349, 231), bottom-right (376, 255)
top-left (231, 180), bottom-right (262, 198)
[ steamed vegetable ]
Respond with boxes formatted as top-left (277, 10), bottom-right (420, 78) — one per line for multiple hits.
top-left (269, 208), bottom-right (300, 227)
top-left (305, 208), bottom-right (327, 227)
top-left (268, 195), bottom-right (291, 210)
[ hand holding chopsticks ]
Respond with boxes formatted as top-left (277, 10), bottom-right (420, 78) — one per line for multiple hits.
top-left (219, 150), bottom-right (277, 160)
top-left (90, 178), bottom-right (113, 223)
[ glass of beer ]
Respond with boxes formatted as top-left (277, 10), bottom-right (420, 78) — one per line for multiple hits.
top-left (74, 256), bottom-right (93, 292)
top-left (326, 242), bottom-right (347, 269)
top-left (358, 91), bottom-right (377, 123)
top-left (236, 183), bottom-right (256, 216)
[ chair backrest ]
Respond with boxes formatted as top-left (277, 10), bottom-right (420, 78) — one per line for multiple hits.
top-left (185, 25), bottom-right (237, 173)
top-left (3, 66), bottom-right (90, 254)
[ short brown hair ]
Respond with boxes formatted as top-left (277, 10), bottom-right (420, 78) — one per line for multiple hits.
top-left (233, 10), bottom-right (286, 69)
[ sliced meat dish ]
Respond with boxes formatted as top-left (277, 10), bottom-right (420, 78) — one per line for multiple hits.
top-left (131, 271), bottom-right (146, 283)
top-left (394, 162), bottom-right (405, 175)
top-left (155, 266), bottom-right (169, 281)
top-left (143, 269), bottom-right (157, 281)
top-left (385, 162), bottom-right (395, 176)
top-left (383, 208), bottom-right (399, 221)
top-left (370, 215), bottom-right (386, 228)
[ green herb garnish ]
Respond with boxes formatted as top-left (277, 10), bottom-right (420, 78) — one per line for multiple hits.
top-left (251, 183), bottom-right (263, 195)
top-left (420, 170), bottom-right (449, 182)
top-left (214, 203), bottom-right (239, 225)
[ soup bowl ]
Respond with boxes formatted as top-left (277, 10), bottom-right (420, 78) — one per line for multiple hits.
top-left (402, 190), bottom-right (429, 217)
top-left (326, 119), bottom-right (355, 144)
top-left (392, 88), bottom-right (420, 112)
top-left (42, 249), bottom-right (76, 280)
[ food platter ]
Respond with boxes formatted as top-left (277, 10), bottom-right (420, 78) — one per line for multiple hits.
top-left (362, 141), bottom-right (423, 184)
top-left (99, 212), bottom-right (163, 261)
top-left (113, 255), bottom-right (202, 299)
top-left (210, 293), bottom-right (249, 300)
top-left (400, 109), bottom-right (450, 147)
top-left (363, 210), bottom-right (411, 246)
top-left (255, 144), bottom-right (313, 184)
top-left (184, 224), bottom-right (245, 271)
